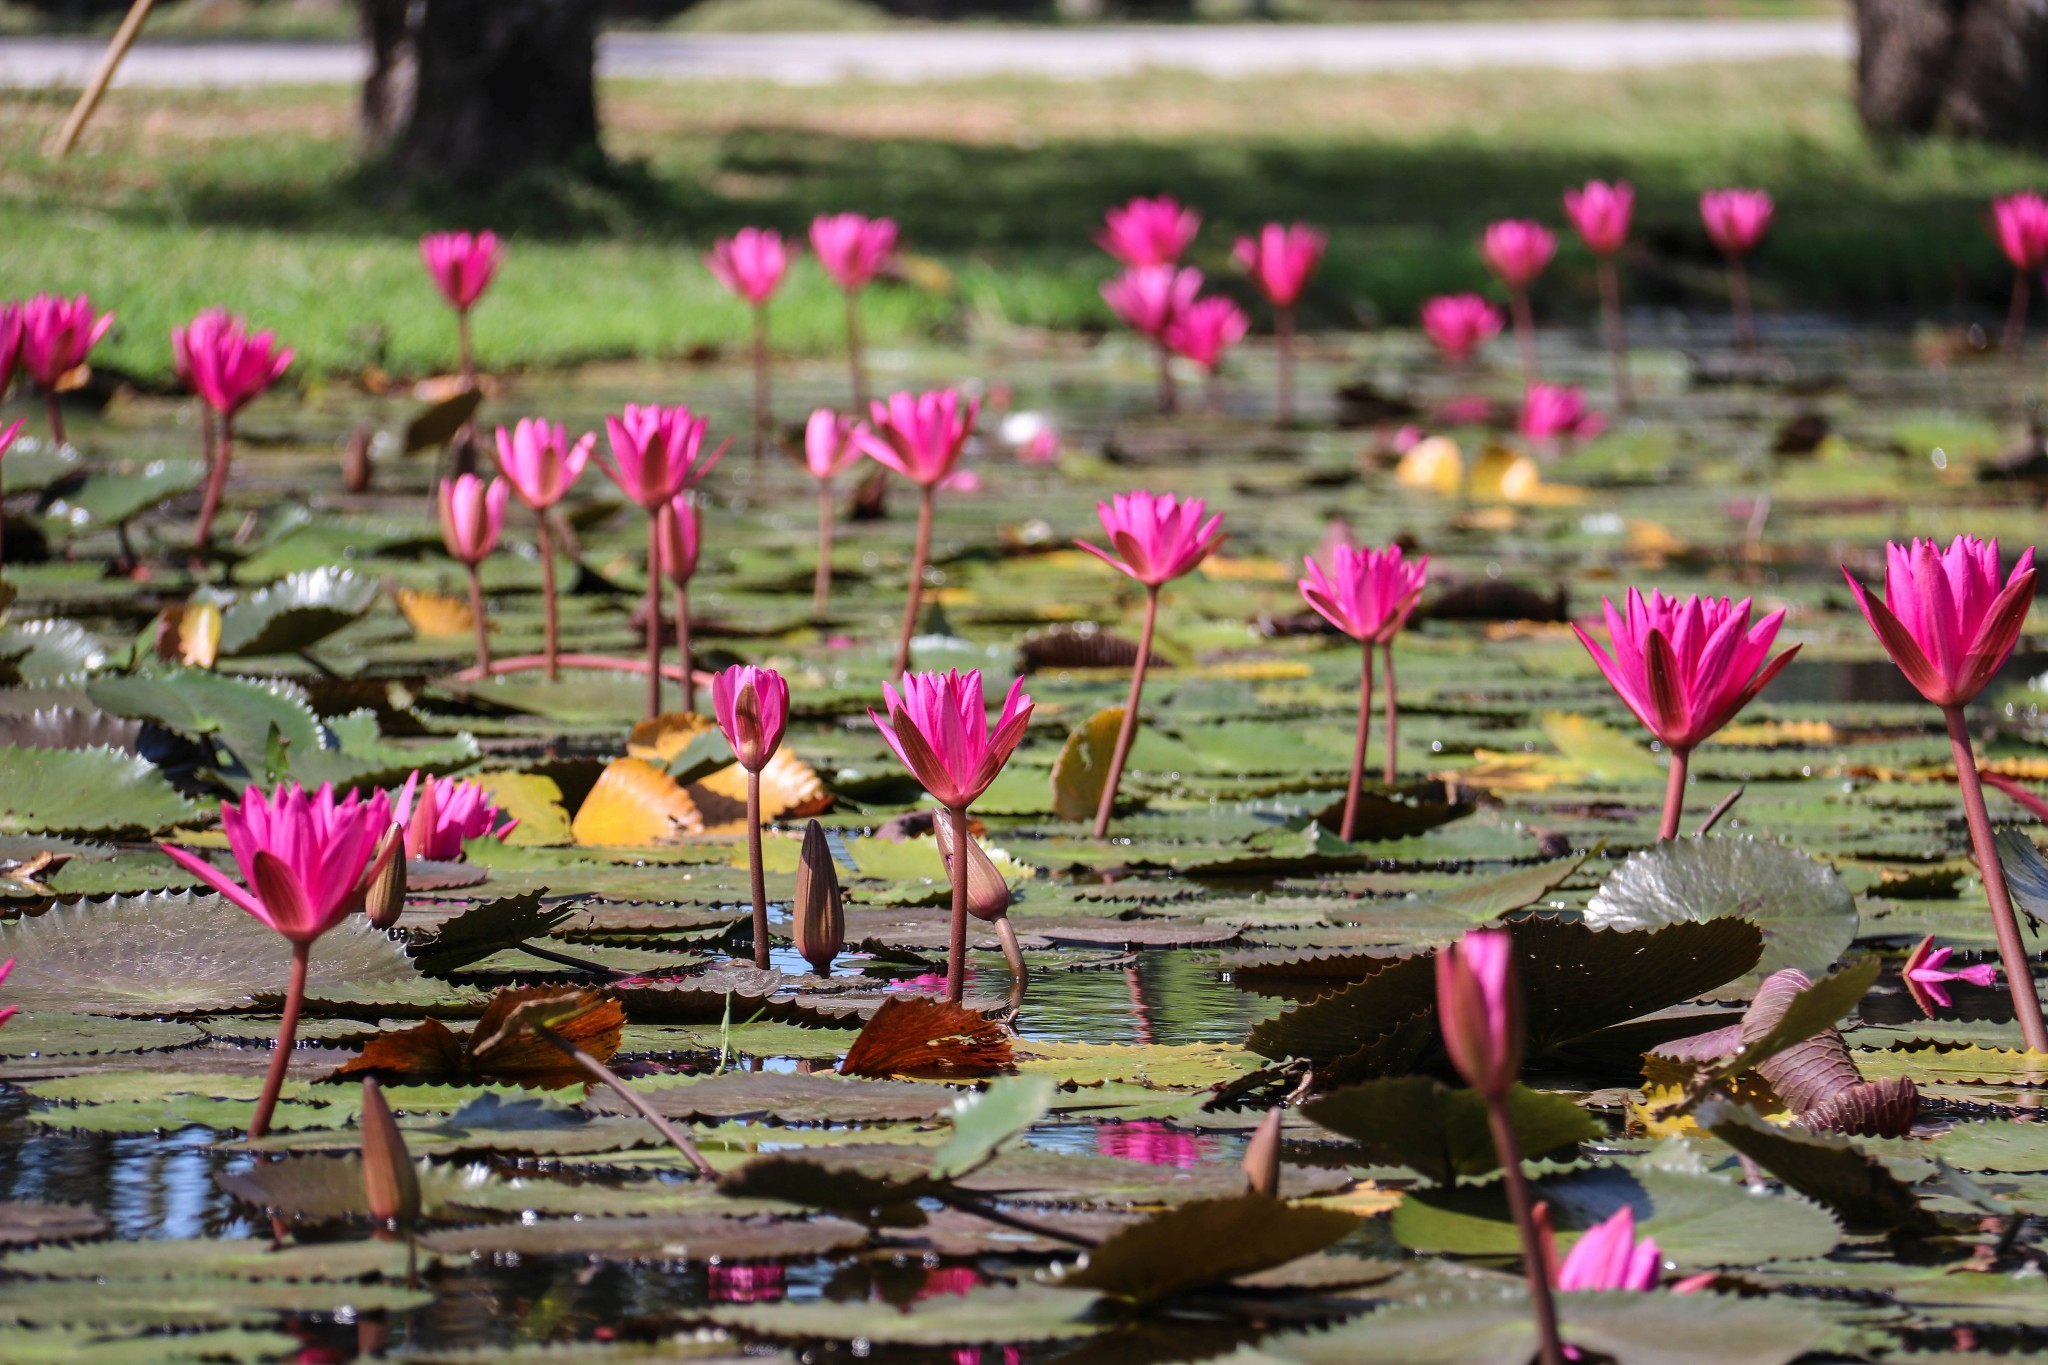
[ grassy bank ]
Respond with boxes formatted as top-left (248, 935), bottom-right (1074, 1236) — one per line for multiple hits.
top-left (1, 58), bottom-right (2044, 382)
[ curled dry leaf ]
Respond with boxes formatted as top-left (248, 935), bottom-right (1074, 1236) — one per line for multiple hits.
top-left (838, 994), bottom-right (1016, 1081)
top-left (571, 757), bottom-right (705, 846)
top-left (327, 985), bottom-right (624, 1090)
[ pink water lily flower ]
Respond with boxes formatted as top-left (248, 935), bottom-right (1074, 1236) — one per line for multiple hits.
top-left (495, 418), bottom-right (593, 510)
top-left (421, 230), bottom-right (500, 311)
top-left (173, 310), bottom-right (293, 415)
top-left (1564, 180), bottom-right (1634, 256)
top-left (392, 772), bottom-right (516, 861)
top-left (658, 493), bottom-right (701, 585)
top-left (706, 227), bottom-right (792, 305)
top-left (1165, 296), bottom-right (1249, 371)
top-left (804, 407), bottom-right (868, 481)
top-left (1844, 536), bottom-right (2037, 709)
top-left (1078, 490), bottom-right (1225, 587)
top-left (860, 389), bottom-right (979, 488)
top-left (599, 404), bottom-right (727, 509)
top-left (810, 213), bottom-right (897, 292)
top-left (1101, 265), bottom-right (1203, 340)
top-left (1097, 195), bottom-right (1200, 267)
top-left (1574, 589), bottom-right (1797, 754)
top-left (1480, 220), bottom-right (1557, 289)
top-left (1437, 927), bottom-right (1522, 1099)
top-left (1519, 383), bottom-right (1605, 443)
top-left (1994, 193), bottom-right (2048, 272)
top-left (1903, 936), bottom-right (2001, 1015)
top-left (1421, 294), bottom-right (1503, 364)
top-left (1233, 223), bottom-right (1326, 308)
top-left (19, 293), bottom-right (113, 390)
top-left (437, 473), bottom-right (508, 566)
top-left (1553, 1205), bottom-right (1661, 1292)
top-left (1700, 189), bottom-right (1774, 255)
top-left (870, 669), bottom-right (1034, 811)
top-left (714, 664), bottom-right (790, 773)
top-left (1299, 543), bottom-right (1429, 645)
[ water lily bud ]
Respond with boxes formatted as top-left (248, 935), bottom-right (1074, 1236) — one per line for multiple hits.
top-left (1435, 927), bottom-right (1523, 1099)
top-left (932, 814), bottom-right (1012, 923)
top-left (1242, 1106), bottom-right (1283, 1198)
top-left (792, 819), bottom-right (843, 977)
top-left (362, 824), bottom-right (407, 930)
top-left (343, 423), bottom-right (373, 493)
top-left (360, 1077), bottom-right (420, 1228)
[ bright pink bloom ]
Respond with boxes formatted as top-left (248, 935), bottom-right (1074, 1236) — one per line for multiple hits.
top-left (869, 669), bottom-right (1034, 810)
top-left (1700, 189), bottom-right (1774, 256)
top-left (0, 303), bottom-right (20, 395)
top-left (18, 294), bottom-right (113, 390)
top-left (1101, 265), bottom-right (1202, 340)
top-left (392, 771), bottom-right (516, 862)
top-left (0, 421), bottom-right (20, 463)
top-left (1015, 421), bottom-right (1060, 464)
top-left (1097, 195), bottom-right (1200, 267)
top-left (810, 213), bottom-right (897, 292)
top-left (1519, 383), bottom-right (1605, 443)
top-left (859, 389), bottom-right (979, 488)
top-left (437, 474), bottom-right (508, 566)
top-left (1573, 590), bottom-right (1798, 752)
top-left (714, 664), bottom-right (790, 772)
top-left (657, 494), bottom-right (701, 585)
top-left (1843, 536), bottom-right (2037, 709)
top-left (709, 1263), bottom-right (786, 1304)
top-left (706, 228), bottom-right (792, 306)
top-left (804, 407), bottom-right (867, 481)
top-left (599, 404), bottom-right (727, 509)
top-left (158, 782), bottom-right (401, 945)
top-left (173, 309), bottom-right (293, 416)
top-left (1233, 223), bottom-right (1326, 308)
top-left (1077, 490), bottom-right (1224, 588)
top-left (1299, 543), bottom-right (1429, 644)
top-left (420, 231), bottom-right (500, 312)
top-left (1902, 936), bottom-right (2000, 1015)
top-left (1564, 180), bottom-right (1634, 256)
top-left (1421, 294), bottom-right (1504, 364)
top-left (1994, 193), bottom-right (2048, 272)
top-left (1480, 220), bottom-right (1556, 290)
top-left (1553, 1206), bottom-right (1663, 1292)
top-left (1095, 1120), bottom-right (1211, 1169)
top-left (494, 418), bottom-right (593, 510)
top-left (1436, 927), bottom-right (1522, 1098)
top-left (1165, 296), bottom-right (1249, 371)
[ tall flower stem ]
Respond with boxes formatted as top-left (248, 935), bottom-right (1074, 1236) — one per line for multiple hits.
top-left (1509, 288), bottom-right (1537, 387)
top-left (892, 486), bottom-right (936, 676)
top-left (194, 414), bottom-right (234, 550)
top-left (44, 391), bottom-right (64, 449)
top-left (1486, 1098), bottom-right (1566, 1365)
top-left (465, 562), bottom-right (491, 675)
top-left (747, 769), bottom-right (769, 970)
top-left (1727, 256), bottom-right (1755, 355)
top-left (457, 311), bottom-right (475, 385)
top-left (1155, 341), bottom-right (1177, 415)
top-left (1275, 305), bottom-right (1296, 428)
top-left (844, 291), bottom-right (868, 410)
top-left (2006, 270), bottom-right (2029, 378)
top-left (674, 582), bottom-right (695, 714)
top-left (250, 941), bottom-right (309, 1141)
top-left (946, 804), bottom-right (972, 1004)
top-left (644, 512), bottom-right (663, 720)
top-left (813, 481), bottom-right (835, 620)
top-left (1659, 746), bottom-right (1690, 841)
top-left (1341, 640), bottom-right (1375, 842)
top-left (1381, 639), bottom-right (1400, 788)
top-left (1094, 585), bottom-right (1160, 839)
top-left (538, 516), bottom-right (560, 682)
top-left (1944, 705), bottom-right (2048, 1053)
top-left (532, 1023), bottom-right (716, 1177)
top-left (1597, 256), bottom-right (1632, 411)
top-left (750, 303), bottom-right (770, 464)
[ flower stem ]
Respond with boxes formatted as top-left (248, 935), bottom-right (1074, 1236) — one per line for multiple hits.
top-left (813, 480), bottom-right (835, 621)
top-left (1728, 255), bottom-right (1755, 355)
top-left (457, 310), bottom-right (475, 386)
top-left (1487, 1097), bottom-right (1565, 1365)
top-left (947, 804), bottom-right (972, 1004)
top-left (1275, 305), bottom-right (1296, 428)
top-left (751, 303), bottom-right (770, 464)
top-left (194, 411), bottom-right (233, 550)
top-left (845, 289), bottom-right (868, 411)
top-left (532, 1022), bottom-right (716, 1177)
top-left (1381, 638), bottom-right (1400, 789)
top-left (747, 768), bottom-right (769, 971)
top-left (1597, 255), bottom-right (1631, 412)
top-left (675, 582), bottom-right (694, 714)
top-left (1094, 585), bottom-right (1160, 839)
top-left (1341, 638), bottom-right (1375, 842)
top-left (1659, 746), bottom-right (1690, 841)
top-left (1510, 287), bottom-right (1537, 388)
top-left (466, 562), bottom-right (491, 676)
top-left (1945, 706), bottom-right (2048, 1053)
top-left (644, 510), bottom-right (662, 721)
top-left (44, 390), bottom-right (64, 449)
top-left (892, 485), bottom-right (936, 677)
top-left (2006, 269), bottom-right (2030, 376)
top-left (993, 913), bottom-right (1028, 985)
top-left (1155, 340), bottom-right (1177, 414)
top-left (538, 515), bottom-right (560, 682)
top-left (250, 940), bottom-right (309, 1141)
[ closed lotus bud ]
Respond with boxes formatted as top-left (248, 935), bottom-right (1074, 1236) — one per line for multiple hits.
top-left (1242, 1106), bottom-right (1284, 1198)
top-left (932, 814), bottom-right (1012, 923)
top-left (1435, 928), bottom-right (1524, 1099)
top-left (343, 423), bottom-right (373, 493)
top-left (792, 819), bottom-right (843, 977)
top-left (360, 1077), bottom-right (420, 1228)
top-left (362, 824), bottom-right (407, 930)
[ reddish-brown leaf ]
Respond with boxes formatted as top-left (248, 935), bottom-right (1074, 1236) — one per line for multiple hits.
top-left (326, 986), bottom-right (622, 1090)
top-left (837, 995), bottom-right (1015, 1081)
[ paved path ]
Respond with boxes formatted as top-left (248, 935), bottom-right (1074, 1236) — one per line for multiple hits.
top-left (0, 18), bottom-right (1851, 89)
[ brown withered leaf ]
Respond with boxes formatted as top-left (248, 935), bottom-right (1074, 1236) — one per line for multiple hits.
top-left (1797, 1076), bottom-right (1920, 1139)
top-left (327, 986), bottom-right (623, 1090)
top-left (838, 995), bottom-right (1015, 1081)
top-left (1017, 623), bottom-right (1164, 674)
top-left (1743, 969), bottom-right (1864, 1115)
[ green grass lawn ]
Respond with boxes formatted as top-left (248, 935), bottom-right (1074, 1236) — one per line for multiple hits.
top-left (2, 58), bottom-right (2044, 384)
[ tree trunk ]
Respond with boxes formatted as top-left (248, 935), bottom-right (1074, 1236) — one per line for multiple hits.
top-left (1855, 0), bottom-right (2048, 144)
top-left (360, 0), bottom-right (600, 190)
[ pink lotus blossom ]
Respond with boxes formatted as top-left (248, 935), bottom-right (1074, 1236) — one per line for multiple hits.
top-left (1549, 1205), bottom-right (1662, 1291)
top-left (1903, 936), bottom-right (2000, 1015)
top-left (159, 782), bottom-right (400, 944)
top-left (1480, 220), bottom-right (1556, 290)
top-left (1994, 193), bottom-right (2048, 272)
top-left (1097, 195), bottom-right (1200, 267)
top-left (1519, 383), bottom-right (1606, 443)
top-left (599, 404), bottom-right (727, 509)
top-left (714, 664), bottom-right (790, 772)
top-left (706, 227), bottom-right (792, 306)
top-left (1436, 927), bottom-right (1522, 1099)
top-left (420, 231), bottom-right (500, 312)
top-left (173, 310), bottom-right (292, 416)
top-left (1700, 189), bottom-right (1774, 256)
top-left (1165, 296), bottom-right (1249, 371)
top-left (1564, 180), bottom-right (1634, 257)
top-left (657, 494), bottom-right (701, 585)
top-left (1843, 536), bottom-right (2037, 708)
top-left (1573, 590), bottom-right (1798, 752)
top-left (1233, 223), bottom-right (1326, 308)
top-left (803, 408), bottom-right (867, 481)
top-left (1077, 490), bottom-right (1224, 588)
top-left (810, 213), bottom-right (897, 292)
top-left (437, 474), bottom-right (508, 567)
top-left (869, 669), bottom-right (1033, 810)
top-left (1421, 294), bottom-right (1504, 364)
top-left (860, 389), bottom-right (979, 488)
top-left (1299, 543), bottom-right (1429, 644)
top-left (1101, 265), bottom-right (1202, 340)
top-left (18, 294), bottom-right (113, 390)
top-left (494, 418), bottom-right (593, 510)
top-left (392, 772), bottom-right (516, 861)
